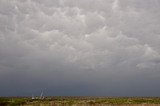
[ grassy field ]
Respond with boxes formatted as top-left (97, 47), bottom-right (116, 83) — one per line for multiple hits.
top-left (1, 97), bottom-right (160, 106)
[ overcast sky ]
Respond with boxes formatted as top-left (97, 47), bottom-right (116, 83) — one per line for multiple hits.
top-left (0, 0), bottom-right (160, 97)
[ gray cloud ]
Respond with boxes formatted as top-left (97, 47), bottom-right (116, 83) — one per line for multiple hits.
top-left (0, 0), bottom-right (160, 96)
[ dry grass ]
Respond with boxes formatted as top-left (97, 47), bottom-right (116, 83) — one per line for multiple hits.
top-left (1, 97), bottom-right (160, 106)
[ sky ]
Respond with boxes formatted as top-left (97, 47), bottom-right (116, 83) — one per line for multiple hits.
top-left (0, 0), bottom-right (160, 97)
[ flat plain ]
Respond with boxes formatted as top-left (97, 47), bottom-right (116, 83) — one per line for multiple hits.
top-left (1, 97), bottom-right (160, 106)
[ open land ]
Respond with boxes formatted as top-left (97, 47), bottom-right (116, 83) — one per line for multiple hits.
top-left (1, 97), bottom-right (160, 106)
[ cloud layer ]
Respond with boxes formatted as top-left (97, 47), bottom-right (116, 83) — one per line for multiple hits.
top-left (0, 0), bottom-right (160, 96)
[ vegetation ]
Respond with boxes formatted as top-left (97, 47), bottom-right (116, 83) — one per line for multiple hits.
top-left (0, 97), bottom-right (29, 106)
top-left (1, 97), bottom-right (160, 106)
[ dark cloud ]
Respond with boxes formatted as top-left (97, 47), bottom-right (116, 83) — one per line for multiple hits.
top-left (0, 0), bottom-right (160, 96)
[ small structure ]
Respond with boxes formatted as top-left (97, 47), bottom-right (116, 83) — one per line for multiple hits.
top-left (31, 91), bottom-right (45, 100)
top-left (32, 95), bottom-right (35, 100)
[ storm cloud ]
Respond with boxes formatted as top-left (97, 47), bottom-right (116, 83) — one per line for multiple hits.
top-left (0, 0), bottom-right (160, 96)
